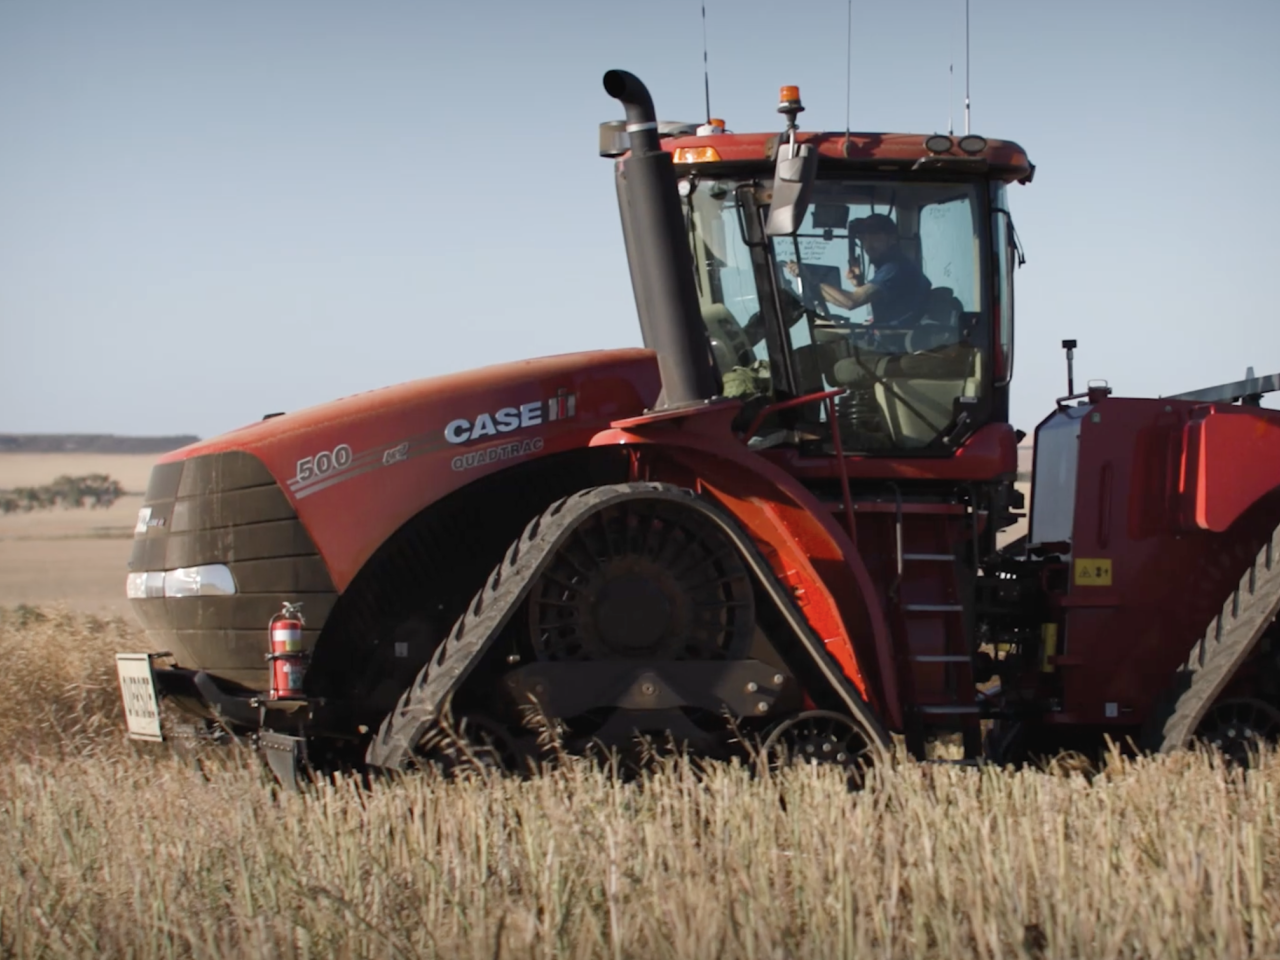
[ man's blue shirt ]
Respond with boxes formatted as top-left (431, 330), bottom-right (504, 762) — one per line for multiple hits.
top-left (868, 248), bottom-right (931, 327)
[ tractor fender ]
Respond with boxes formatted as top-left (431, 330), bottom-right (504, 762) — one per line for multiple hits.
top-left (1179, 405), bottom-right (1280, 532)
top-left (590, 413), bottom-right (903, 731)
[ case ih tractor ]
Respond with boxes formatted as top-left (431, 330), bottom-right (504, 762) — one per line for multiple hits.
top-left (116, 71), bottom-right (1280, 782)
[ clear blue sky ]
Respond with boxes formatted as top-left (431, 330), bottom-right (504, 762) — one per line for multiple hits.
top-left (2, 0), bottom-right (1277, 439)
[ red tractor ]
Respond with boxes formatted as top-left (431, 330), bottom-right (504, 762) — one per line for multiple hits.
top-left (116, 72), bottom-right (1280, 781)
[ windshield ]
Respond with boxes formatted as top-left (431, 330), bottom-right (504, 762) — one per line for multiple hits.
top-left (685, 176), bottom-right (990, 453)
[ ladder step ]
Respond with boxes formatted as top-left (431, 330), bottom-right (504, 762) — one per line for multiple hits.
top-left (916, 705), bottom-right (981, 715)
top-left (902, 553), bottom-right (954, 561)
top-left (910, 655), bottom-right (970, 663)
top-left (903, 603), bottom-right (965, 613)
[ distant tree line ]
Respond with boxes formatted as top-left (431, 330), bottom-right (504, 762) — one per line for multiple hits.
top-left (0, 434), bottom-right (198, 453)
top-left (0, 474), bottom-right (125, 514)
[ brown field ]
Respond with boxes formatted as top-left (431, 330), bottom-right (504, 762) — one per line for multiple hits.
top-left (0, 453), bottom-right (157, 616)
top-left (3, 606), bottom-right (1280, 959)
top-left (0, 452), bottom-right (157, 491)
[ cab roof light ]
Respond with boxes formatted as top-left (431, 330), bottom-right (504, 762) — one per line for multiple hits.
top-left (673, 146), bottom-right (722, 164)
top-left (777, 86), bottom-right (804, 136)
top-left (957, 134), bottom-right (988, 155)
top-left (696, 118), bottom-right (726, 136)
top-left (924, 134), bottom-right (954, 154)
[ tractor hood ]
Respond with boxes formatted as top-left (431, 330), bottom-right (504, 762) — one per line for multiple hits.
top-left (146, 348), bottom-right (661, 592)
top-left (162, 348), bottom-right (660, 466)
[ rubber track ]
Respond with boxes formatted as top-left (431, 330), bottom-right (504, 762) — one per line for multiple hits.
top-left (1142, 521), bottom-right (1280, 753)
top-left (366, 482), bottom-right (888, 770)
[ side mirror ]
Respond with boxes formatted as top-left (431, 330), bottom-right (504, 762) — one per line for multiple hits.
top-left (764, 142), bottom-right (818, 236)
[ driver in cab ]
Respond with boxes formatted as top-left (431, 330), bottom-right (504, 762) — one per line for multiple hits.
top-left (787, 213), bottom-right (931, 332)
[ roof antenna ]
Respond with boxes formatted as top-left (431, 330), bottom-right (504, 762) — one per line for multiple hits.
top-left (948, 63), bottom-right (954, 136)
top-left (701, 1), bottom-right (711, 124)
top-left (964, 0), bottom-right (971, 134)
top-left (844, 0), bottom-right (852, 150)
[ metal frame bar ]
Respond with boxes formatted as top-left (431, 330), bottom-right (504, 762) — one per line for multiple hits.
top-left (1164, 371), bottom-right (1280, 405)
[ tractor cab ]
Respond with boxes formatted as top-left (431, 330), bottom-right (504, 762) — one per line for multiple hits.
top-left (688, 176), bottom-right (1003, 452)
top-left (605, 86), bottom-right (1031, 458)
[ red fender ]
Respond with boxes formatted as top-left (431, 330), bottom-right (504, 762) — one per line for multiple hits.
top-left (1179, 404), bottom-right (1280, 532)
top-left (591, 405), bottom-right (903, 731)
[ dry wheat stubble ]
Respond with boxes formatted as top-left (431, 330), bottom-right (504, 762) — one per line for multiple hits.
top-left (1, 606), bottom-right (1278, 959)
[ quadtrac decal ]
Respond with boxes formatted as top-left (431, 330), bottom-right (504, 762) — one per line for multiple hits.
top-left (451, 436), bottom-right (544, 472)
top-left (285, 388), bottom-right (578, 499)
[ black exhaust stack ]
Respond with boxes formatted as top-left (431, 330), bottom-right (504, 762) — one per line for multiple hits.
top-left (604, 70), bottom-right (719, 409)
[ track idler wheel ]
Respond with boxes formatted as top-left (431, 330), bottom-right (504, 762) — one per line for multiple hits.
top-left (762, 709), bottom-right (876, 787)
top-left (526, 496), bottom-right (754, 663)
top-left (1193, 698), bottom-right (1280, 766)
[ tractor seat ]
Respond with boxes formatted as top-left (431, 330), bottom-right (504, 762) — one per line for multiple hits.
top-left (701, 303), bottom-right (756, 372)
top-left (923, 286), bottom-right (962, 328)
top-left (832, 341), bottom-right (981, 447)
top-left (908, 287), bottom-right (964, 353)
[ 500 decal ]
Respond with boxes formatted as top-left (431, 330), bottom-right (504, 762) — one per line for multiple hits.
top-left (294, 444), bottom-right (353, 484)
top-left (285, 387), bottom-right (578, 499)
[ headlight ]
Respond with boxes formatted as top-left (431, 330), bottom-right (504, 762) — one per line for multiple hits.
top-left (126, 565), bottom-right (236, 599)
top-left (126, 571), bottom-right (165, 599)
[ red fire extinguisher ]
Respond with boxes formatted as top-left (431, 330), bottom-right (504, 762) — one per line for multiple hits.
top-left (267, 602), bottom-right (307, 700)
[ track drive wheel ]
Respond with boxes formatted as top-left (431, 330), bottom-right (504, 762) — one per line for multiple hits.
top-left (1143, 522), bottom-right (1280, 754)
top-left (763, 710), bottom-right (876, 787)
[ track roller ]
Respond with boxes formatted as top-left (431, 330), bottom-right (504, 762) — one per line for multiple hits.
top-left (763, 709), bottom-right (877, 787)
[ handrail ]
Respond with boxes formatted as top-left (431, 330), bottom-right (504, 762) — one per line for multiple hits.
top-left (824, 393), bottom-right (858, 545)
top-left (742, 387), bottom-right (846, 442)
top-left (740, 386), bottom-right (858, 546)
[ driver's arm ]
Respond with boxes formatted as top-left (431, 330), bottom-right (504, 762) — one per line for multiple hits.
top-left (819, 281), bottom-right (877, 311)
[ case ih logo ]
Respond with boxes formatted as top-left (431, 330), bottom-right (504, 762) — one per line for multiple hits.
top-left (444, 390), bottom-right (577, 445)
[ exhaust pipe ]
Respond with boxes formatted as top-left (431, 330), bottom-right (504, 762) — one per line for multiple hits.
top-left (603, 69), bottom-right (719, 409)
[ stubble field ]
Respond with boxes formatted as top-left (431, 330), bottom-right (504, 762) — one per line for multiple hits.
top-left (7, 446), bottom-right (1279, 959)
top-left (4, 606), bottom-right (1280, 959)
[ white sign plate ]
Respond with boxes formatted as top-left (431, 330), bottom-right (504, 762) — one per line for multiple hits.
top-left (115, 653), bottom-right (164, 742)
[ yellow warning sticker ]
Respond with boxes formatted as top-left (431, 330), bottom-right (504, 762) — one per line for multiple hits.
top-left (1074, 558), bottom-right (1112, 586)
